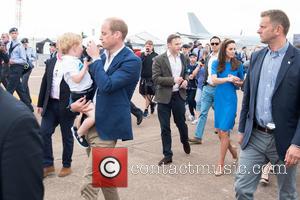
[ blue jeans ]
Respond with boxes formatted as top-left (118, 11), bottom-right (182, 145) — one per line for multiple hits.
top-left (194, 88), bottom-right (202, 111)
top-left (235, 129), bottom-right (298, 200)
top-left (194, 85), bottom-right (215, 139)
top-left (40, 99), bottom-right (75, 168)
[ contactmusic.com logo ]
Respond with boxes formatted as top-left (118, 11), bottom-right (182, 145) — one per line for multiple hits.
top-left (92, 148), bottom-right (128, 187)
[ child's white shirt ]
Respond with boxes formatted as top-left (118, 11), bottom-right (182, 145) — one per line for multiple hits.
top-left (62, 55), bottom-right (93, 92)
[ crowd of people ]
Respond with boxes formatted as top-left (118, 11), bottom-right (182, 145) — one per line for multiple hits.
top-left (0, 9), bottom-right (300, 200)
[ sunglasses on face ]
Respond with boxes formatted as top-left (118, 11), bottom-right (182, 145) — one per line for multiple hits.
top-left (210, 42), bottom-right (219, 46)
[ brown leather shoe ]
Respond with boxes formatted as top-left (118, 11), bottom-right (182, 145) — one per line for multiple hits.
top-left (188, 137), bottom-right (202, 144)
top-left (58, 167), bottom-right (72, 177)
top-left (43, 166), bottom-right (55, 178)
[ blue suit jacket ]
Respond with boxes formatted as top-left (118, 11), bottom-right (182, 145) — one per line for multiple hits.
top-left (239, 43), bottom-right (300, 160)
top-left (89, 47), bottom-right (141, 140)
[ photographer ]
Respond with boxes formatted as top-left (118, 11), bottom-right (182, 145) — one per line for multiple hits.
top-left (21, 38), bottom-right (37, 104)
top-left (0, 33), bottom-right (10, 88)
top-left (0, 40), bottom-right (9, 86)
top-left (6, 28), bottom-right (33, 112)
top-left (139, 40), bottom-right (158, 117)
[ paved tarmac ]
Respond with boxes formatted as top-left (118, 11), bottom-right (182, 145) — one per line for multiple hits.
top-left (19, 60), bottom-right (300, 199)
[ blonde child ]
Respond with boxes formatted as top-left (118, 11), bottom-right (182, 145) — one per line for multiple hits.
top-left (57, 33), bottom-right (94, 148)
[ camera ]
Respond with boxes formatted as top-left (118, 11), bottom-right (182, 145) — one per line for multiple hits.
top-left (81, 36), bottom-right (101, 62)
top-left (82, 46), bottom-right (92, 62)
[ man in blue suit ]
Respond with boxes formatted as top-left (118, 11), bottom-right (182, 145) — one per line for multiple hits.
top-left (235, 10), bottom-right (300, 199)
top-left (71, 17), bottom-right (141, 200)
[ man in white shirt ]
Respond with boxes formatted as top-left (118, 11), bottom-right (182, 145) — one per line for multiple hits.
top-left (71, 17), bottom-right (141, 200)
top-left (152, 34), bottom-right (191, 166)
top-left (189, 36), bottom-right (221, 144)
top-left (21, 37), bottom-right (37, 104)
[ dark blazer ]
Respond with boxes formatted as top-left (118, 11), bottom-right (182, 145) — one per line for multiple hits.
top-left (239, 44), bottom-right (300, 160)
top-left (89, 47), bottom-right (141, 141)
top-left (152, 52), bottom-right (189, 104)
top-left (0, 51), bottom-right (9, 65)
top-left (37, 56), bottom-right (76, 118)
top-left (0, 88), bottom-right (44, 200)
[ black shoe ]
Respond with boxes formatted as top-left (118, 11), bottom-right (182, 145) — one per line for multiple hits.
top-left (71, 126), bottom-right (89, 148)
top-left (136, 111), bottom-right (143, 125)
top-left (143, 109), bottom-right (149, 117)
top-left (150, 102), bottom-right (156, 114)
top-left (158, 157), bottom-right (172, 166)
top-left (183, 142), bottom-right (191, 154)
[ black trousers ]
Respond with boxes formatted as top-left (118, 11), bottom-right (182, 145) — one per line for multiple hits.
top-left (130, 101), bottom-right (142, 118)
top-left (39, 99), bottom-right (75, 168)
top-left (0, 63), bottom-right (9, 88)
top-left (157, 92), bottom-right (189, 159)
top-left (186, 89), bottom-right (197, 116)
top-left (21, 68), bottom-right (33, 103)
top-left (7, 64), bottom-right (33, 111)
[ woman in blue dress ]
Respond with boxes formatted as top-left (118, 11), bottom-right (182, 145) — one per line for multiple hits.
top-left (211, 39), bottom-right (244, 176)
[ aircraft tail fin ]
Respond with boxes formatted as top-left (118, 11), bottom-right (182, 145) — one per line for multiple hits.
top-left (187, 12), bottom-right (210, 36)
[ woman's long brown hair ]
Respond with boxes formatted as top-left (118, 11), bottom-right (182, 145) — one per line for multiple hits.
top-left (217, 39), bottom-right (241, 73)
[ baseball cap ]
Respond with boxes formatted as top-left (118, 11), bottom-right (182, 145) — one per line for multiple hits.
top-left (189, 53), bottom-right (197, 57)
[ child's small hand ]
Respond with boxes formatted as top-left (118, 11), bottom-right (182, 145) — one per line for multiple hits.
top-left (83, 59), bottom-right (91, 69)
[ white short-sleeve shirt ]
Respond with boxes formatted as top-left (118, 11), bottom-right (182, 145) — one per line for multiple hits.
top-left (62, 55), bottom-right (93, 92)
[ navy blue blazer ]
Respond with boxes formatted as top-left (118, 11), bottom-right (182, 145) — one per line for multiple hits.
top-left (239, 43), bottom-right (300, 160)
top-left (89, 47), bottom-right (141, 140)
top-left (0, 88), bottom-right (44, 199)
top-left (37, 56), bottom-right (76, 118)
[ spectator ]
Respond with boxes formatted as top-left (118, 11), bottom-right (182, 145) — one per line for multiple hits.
top-left (0, 87), bottom-right (44, 199)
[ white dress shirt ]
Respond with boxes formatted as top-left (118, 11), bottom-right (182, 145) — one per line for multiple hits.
top-left (206, 53), bottom-right (218, 85)
top-left (50, 55), bottom-right (64, 99)
top-left (167, 50), bottom-right (182, 91)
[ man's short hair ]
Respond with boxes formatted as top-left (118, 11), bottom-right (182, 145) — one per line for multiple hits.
top-left (261, 9), bottom-right (290, 35)
top-left (167, 34), bottom-right (181, 44)
top-left (105, 18), bottom-right (128, 40)
top-left (182, 44), bottom-right (191, 49)
top-left (145, 40), bottom-right (153, 45)
top-left (210, 36), bottom-right (221, 43)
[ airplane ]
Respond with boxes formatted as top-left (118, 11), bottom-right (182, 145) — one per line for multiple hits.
top-left (177, 12), bottom-right (262, 48)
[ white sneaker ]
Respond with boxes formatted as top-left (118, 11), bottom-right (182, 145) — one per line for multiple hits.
top-left (188, 115), bottom-right (195, 121)
top-left (191, 119), bottom-right (198, 125)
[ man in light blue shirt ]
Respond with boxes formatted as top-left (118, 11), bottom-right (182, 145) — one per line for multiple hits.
top-left (21, 37), bottom-right (37, 104)
top-left (6, 27), bottom-right (33, 112)
top-left (235, 10), bottom-right (300, 200)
